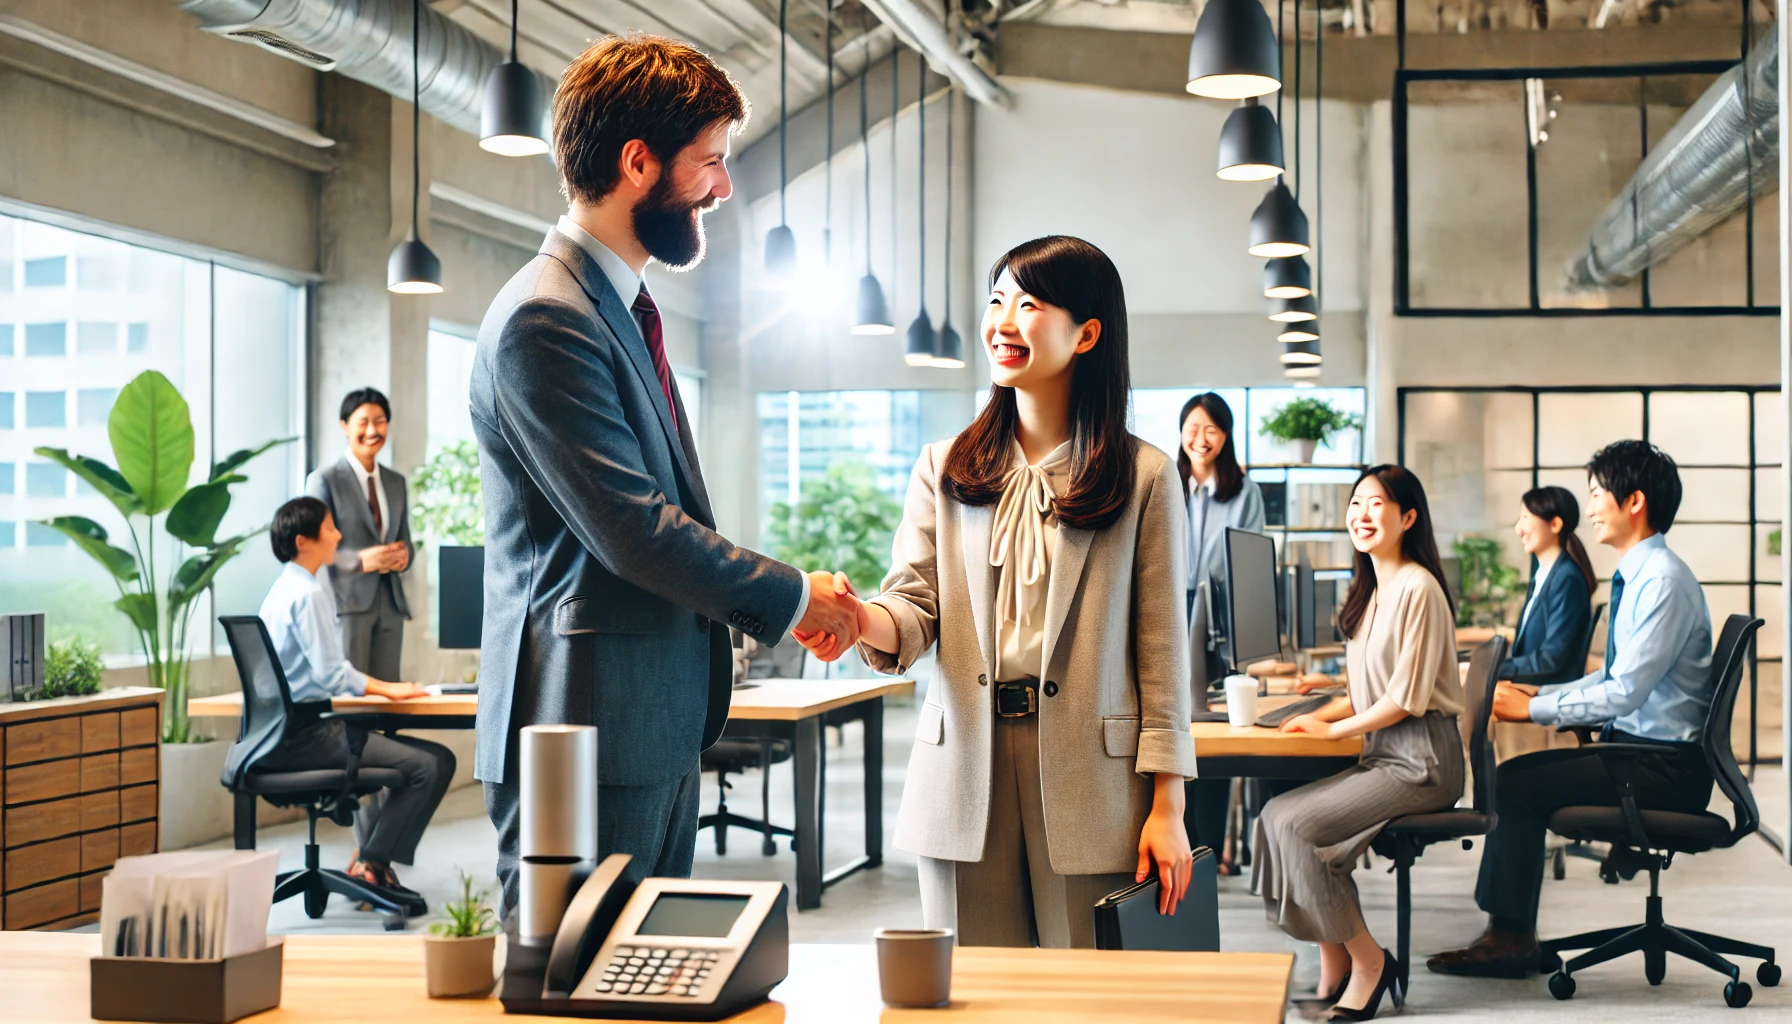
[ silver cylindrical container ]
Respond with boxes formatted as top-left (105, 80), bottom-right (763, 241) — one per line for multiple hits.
top-left (518, 724), bottom-right (598, 947)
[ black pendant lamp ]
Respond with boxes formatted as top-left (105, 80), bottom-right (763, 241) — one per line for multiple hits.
top-left (1216, 97), bottom-right (1283, 181)
top-left (852, 55), bottom-right (892, 335)
top-left (1284, 364), bottom-right (1321, 379)
top-left (764, 0), bottom-right (797, 276)
top-left (932, 88), bottom-right (964, 369)
top-left (1186, 0), bottom-right (1282, 99)
top-left (1276, 323), bottom-right (1319, 343)
top-left (389, 0), bottom-right (442, 295)
top-left (1249, 182), bottom-right (1309, 257)
top-left (1268, 294), bottom-right (1316, 322)
top-left (1280, 338), bottom-right (1322, 365)
top-left (904, 51), bottom-right (936, 367)
top-left (1286, 0), bottom-right (1327, 377)
top-left (479, 0), bottom-right (548, 156)
top-left (1263, 255), bottom-right (1311, 298)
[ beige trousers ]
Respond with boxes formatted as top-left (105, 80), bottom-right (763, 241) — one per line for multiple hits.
top-left (917, 714), bottom-right (1133, 948)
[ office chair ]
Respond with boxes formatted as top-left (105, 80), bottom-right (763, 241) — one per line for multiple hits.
top-left (697, 729), bottom-right (794, 856)
top-left (218, 615), bottom-right (413, 929)
top-left (1372, 635), bottom-right (1507, 1004)
top-left (1539, 614), bottom-right (1779, 1008)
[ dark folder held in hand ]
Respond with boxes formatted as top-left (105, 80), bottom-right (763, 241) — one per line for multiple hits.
top-left (1092, 847), bottom-right (1220, 952)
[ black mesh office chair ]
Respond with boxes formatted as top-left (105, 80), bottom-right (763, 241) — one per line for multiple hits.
top-left (697, 729), bottom-right (794, 856)
top-left (1539, 614), bottom-right (1779, 1008)
top-left (218, 615), bottom-right (412, 928)
top-left (1373, 635), bottom-right (1507, 1004)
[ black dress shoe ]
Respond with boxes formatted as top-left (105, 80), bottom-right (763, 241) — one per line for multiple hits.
top-left (1427, 932), bottom-right (1538, 979)
top-left (1327, 950), bottom-right (1397, 1022)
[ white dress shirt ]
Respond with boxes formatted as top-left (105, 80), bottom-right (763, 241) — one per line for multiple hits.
top-left (990, 441), bottom-right (1071, 681)
top-left (1518, 557), bottom-right (1554, 635)
top-left (553, 217), bottom-right (811, 631)
top-left (260, 561), bottom-right (368, 702)
top-left (341, 453), bottom-right (389, 543)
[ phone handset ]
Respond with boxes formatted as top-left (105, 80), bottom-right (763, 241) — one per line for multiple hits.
top-left (542, 853), bottom-right (638, 999)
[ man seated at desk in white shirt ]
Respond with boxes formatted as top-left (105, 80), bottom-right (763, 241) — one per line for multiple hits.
top-left (258, 496), bottom-right (454, 915)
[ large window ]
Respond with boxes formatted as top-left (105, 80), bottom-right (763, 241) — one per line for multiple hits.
top-left (1398, 386), bottom-right (1780, 769)
top-left (0, 210), bottom-right (306, 657)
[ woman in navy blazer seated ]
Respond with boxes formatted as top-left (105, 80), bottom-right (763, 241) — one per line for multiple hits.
top-left (1502, 486), bottom-right (1595, 686)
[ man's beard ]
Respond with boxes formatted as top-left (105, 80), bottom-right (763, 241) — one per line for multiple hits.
top-left (632, 175), bottom-right (714, 270)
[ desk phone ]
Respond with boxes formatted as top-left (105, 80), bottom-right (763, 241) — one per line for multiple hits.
top-left (501, 854), bottom-right (788, 1021)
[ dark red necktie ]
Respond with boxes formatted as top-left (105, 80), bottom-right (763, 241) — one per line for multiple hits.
top-left (632, 287), bottom-right (678, 435)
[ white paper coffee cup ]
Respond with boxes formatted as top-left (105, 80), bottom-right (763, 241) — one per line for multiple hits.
top-left (1224, 675), bottom-right (1259, 727)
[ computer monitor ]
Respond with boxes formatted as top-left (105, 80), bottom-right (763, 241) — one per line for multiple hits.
top-left (438, 545), bottom-right (484, 650)
top-left (1292, 553), bottom-right (1317, 650)
top-left (1223, 528), bottom-right (1282, 670)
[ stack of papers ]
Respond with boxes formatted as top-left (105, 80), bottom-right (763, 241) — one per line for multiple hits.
top-left (99, 851), bottom-right (278, 960)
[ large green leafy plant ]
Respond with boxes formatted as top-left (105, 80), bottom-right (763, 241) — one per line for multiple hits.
top-left (412, 441), bottom-right (484, 548)
top-left (764, 463), bottom-right (903, 596)
top-left (34, 370), bottom-right (292, 742)
top-left (1453, 535), bottom-right (1522, 628)
top-left (1260, 397), bottom-right (1363, 446)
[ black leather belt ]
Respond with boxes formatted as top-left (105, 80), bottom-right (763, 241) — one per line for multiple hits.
top-left (994, 677), bottom-right (1039, 718)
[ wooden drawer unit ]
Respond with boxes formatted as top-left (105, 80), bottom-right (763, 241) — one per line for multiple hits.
top-left (0, 689), bottom-right (164, 930)
top-left (120, 747), bottom-right (157, 787)
top-left (6, 878), bottom-right (78, 930)
top-left (5, 796), bottom-right (80, 848)
top-left (5, 718), bottom-right (81, 766)
top-left (119, 785), bottom-right (156, 825)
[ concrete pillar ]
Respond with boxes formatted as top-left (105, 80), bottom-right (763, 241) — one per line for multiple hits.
top-left (1778, 7), bottom-right (1791, 861)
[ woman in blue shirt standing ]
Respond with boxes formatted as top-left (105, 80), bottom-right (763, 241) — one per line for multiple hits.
top-left (1501, 485), bottom-right (1595, 686)
top-left (1178, 393), bottom-right (1265, 867)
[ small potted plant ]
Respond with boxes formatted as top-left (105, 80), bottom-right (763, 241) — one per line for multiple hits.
top-left (425, 871), bottom-right (499, 998)
top-left (37, 637), bottom-right (105, 701)
top-left (1260, 397), bottom-right (1363, 464)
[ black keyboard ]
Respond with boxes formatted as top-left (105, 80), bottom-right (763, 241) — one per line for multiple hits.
top-left (1254, 694), bottom-right (1338, 729)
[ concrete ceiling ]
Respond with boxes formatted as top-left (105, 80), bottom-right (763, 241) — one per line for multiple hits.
top-left (429, 0), bottom-right (902, 146)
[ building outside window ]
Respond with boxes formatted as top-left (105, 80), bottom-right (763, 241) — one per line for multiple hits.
top-left (0, 209), bottom-right (306, 656)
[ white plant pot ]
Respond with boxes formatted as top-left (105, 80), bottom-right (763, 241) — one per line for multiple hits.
top-left (1295, 438), bottom-right (1318, 464)
top-left (158, 739), bottom-right (234, 850)
top-left (425, 933), bottom-right (499, 998)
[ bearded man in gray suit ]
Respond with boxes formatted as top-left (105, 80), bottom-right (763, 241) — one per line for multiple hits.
top-left (470, 34), bottom-right (862, 915)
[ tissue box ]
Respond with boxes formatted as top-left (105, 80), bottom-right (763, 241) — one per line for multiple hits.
top-left (90, 941), bottom-right (283, 1023)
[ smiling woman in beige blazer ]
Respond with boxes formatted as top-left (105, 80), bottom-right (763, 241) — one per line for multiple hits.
top-left (799, 236), bottom-right (1198, 948)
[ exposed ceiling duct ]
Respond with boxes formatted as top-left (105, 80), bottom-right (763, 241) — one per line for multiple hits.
top-left (1563, 31), bottom-right (1777, 290)
top-left (859, 0), bottom-right (1013, 108)
top-left (175, 0), bottom-right (556, 138)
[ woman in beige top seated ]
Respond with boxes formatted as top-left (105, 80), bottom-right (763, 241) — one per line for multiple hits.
top-left (1256, 464), bottom-right (1464, 1020)
top-left (799, 236), bottom-right (1198, 947)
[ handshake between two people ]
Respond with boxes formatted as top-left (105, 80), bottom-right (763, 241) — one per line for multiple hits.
top-left (790, 571), bottom-right (886, 664)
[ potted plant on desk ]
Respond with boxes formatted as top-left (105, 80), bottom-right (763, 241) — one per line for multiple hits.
top-left (425, 871), bottom-right (500, 997)
top-left (1259, 396), bottom-right (1362, 464)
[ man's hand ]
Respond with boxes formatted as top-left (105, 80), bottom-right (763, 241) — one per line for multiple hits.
top-left (386, 542), bottom-right (410, 572)
top-left (358, 545), bottom-right (399, 574)
top-left (792, 571), bottom-right (862, 661)
top-left (1491, 681), bottom-right (1537, 722)
top-left (365, 680), bottom-right (427, 700)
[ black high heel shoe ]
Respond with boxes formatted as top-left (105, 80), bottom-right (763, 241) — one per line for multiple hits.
top-left (1321, 972), bottom-right (1352, 1004)
top-left (1326, 949), bottom-right (1400, 1021)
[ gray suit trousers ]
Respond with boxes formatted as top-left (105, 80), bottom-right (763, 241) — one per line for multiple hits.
top-left (341, 576), bottom-right (404, 682)
top-left (484, 765), bottom-right (702, 919)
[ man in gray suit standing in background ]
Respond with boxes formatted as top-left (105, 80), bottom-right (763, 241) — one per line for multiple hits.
top-left (470, 34), bottom-right (862, 915)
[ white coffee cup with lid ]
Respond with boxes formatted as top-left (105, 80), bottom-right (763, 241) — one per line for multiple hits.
top-left (1223, 675), bottom-right (1259, 728)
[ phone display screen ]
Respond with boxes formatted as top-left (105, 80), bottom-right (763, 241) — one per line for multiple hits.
top-left (635, 893), bottom-right (751, 938)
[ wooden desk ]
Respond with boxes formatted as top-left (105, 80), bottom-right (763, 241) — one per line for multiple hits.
top-left (1192, 694), bottom-right (1360, 781)
top-left (188, 679), bottom-right (915, 913)
top-left (5, 932), bottom-right (1295, 1024)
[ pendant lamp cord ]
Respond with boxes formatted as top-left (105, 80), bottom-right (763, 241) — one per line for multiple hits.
top-left (1276, 0), bottom-right (1284, 165)
top-left (411, 0), bottom-right (421, 239)
top-left (824, 3), bottom-right (833, 263)
top-left (891, 50), bottom-right (899, 310)
top-left (1315, 1), bottom-right (1322, 308)
top-left (778, 0), bottom-right (788, 226)
top-left (917, 49), bottom-right (925, 312)
top-left (861, 51), bottom-right (871, 275)
top-left (1292, 0), bottom-right (1301, 201)
top-left (943, 86), bottom-right (953, 325)
top-left (508, 0), bottom-right (518, 61)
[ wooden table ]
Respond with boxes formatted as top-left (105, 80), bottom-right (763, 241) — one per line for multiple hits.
top-left (5, 932), bottom-right (1295, 1024)
top-left (190, 679), bottom-right (915, 913)
top-left (1192, 694), bottom-right (1361, 781)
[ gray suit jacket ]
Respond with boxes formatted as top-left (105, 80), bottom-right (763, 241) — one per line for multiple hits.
top-left (305, 459), bottom-right (412, 619)
top-left (858, 438), bottom-right (1199, 875)
top-left (469, 230), bottom-right (806, 787)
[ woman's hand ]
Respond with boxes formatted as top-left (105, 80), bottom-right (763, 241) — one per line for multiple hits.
top-left (1137, 775), bottom-right (1194, 915)
top-left (1280, 714), bottom-right (1335, 737)
top-left (792, 572), bottom-right (861, 663)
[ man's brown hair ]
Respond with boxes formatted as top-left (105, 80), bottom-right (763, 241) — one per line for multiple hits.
top-left (554, 34), bottom-right (749, 205)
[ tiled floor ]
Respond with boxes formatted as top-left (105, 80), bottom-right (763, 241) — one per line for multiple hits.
top-left (198, 698), bottom-right (1792, 1021)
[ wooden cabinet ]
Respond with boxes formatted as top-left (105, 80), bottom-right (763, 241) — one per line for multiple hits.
top-left (0, 689), bottom-right (161, 930)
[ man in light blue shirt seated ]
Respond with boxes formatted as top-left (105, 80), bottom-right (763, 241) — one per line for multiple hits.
top-left (1430, 440), bottom-right (1716, 978)
top-left (257, 496), bottom-right (454, 915)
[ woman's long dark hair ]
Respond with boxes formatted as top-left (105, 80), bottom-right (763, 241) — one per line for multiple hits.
top-left (1337, 465), bottom-right (1456, 637)
top-left (1523, 485), bottom-right (1597, 595)
top-left (1176, 392), bottom-right (1245, 504)
top-left (940, 235), bottom-right (1136, 531)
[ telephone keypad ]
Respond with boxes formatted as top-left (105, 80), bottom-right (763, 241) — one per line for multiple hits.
top-left (595, 947), bottom-right (722, 998)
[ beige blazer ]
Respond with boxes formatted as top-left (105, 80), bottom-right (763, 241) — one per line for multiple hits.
top-left (859, 436), bottom-right (1199, 875)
